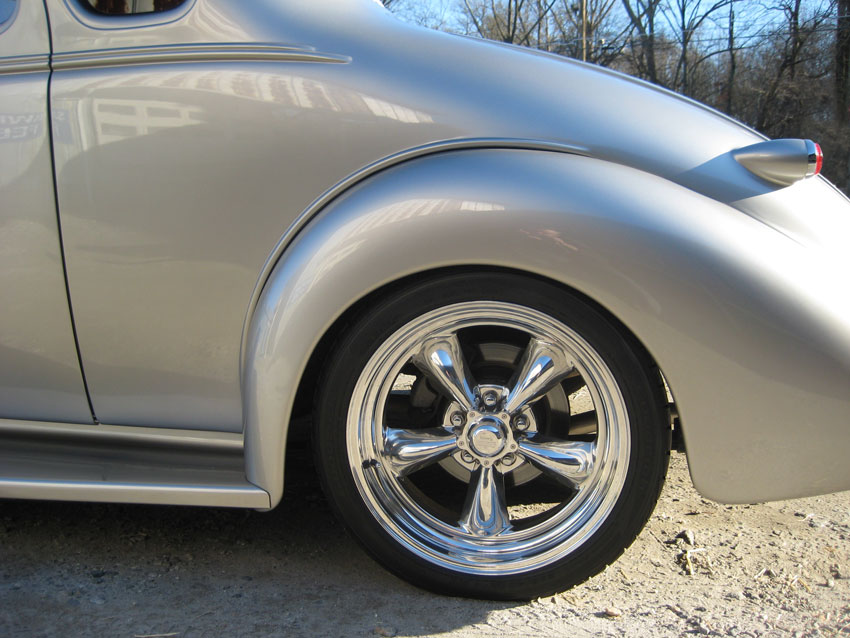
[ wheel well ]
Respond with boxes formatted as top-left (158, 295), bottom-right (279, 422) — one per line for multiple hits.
top-left (288, 266), bottom-right (675, 446)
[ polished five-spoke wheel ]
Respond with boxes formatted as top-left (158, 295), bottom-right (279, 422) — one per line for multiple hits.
top-left (316, 273), bottom-right (669, 600)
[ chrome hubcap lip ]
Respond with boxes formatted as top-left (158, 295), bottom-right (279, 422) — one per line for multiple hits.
top-left (347, 301), bottom-right (630, 575)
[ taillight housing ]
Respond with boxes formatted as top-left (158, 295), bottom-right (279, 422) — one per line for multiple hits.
top-left (732, 138), bottom-right (823, 187)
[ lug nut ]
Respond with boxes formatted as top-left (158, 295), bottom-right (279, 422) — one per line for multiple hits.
top-left (514, 415), bottom-right (529, 431)
top-left (501, 454), bottom-right (516, 467)
top-left (482, 391), bottom-right (498, 407)
top-left (460, 451), bottom-right (474, 463)
top-left (449, 412), bottom-right (464, 427)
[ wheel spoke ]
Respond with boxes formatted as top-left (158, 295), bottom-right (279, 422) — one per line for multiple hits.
top-left (459, 465), bottom-right (512, 536)
top-left (383, 427), bottom-right (458, 476)
top-left (504, 338), bottom-right (574, 413)
top-left (412, 334), bottom-right (477, 411)
top-left (517, 436), bottom-right (595, 489)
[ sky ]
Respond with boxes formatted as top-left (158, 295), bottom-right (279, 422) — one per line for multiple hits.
top-left (388, 0), bottom-right (839, 41)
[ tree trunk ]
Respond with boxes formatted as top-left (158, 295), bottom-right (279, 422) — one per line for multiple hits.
top-left (725, 1), bottom-right (736, 113)
top-left (837, 0), bottom-right (850, 121)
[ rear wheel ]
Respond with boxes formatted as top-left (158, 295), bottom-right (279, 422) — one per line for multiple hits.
top-left (315, 272), bottom-right (668, 600)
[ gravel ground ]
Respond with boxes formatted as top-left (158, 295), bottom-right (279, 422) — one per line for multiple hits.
top-left (1, 448), bottom-right (848, 638)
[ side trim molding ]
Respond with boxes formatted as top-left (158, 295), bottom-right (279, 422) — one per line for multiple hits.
top-left (0, 479), bottom-right (269, 508)
top-left (0, 54), bottom-right (50, 74)
top-left (0, 419), bottom-right (270, 509)
top-left (0, 418), bottom-right (244, 450)
top-left (51, 42), bottom-right (350, 70)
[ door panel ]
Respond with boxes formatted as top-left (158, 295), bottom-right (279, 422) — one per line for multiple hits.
top-left (45, 0), bottom-right (453, 431)
top-left (0, 1), bottom-right (92, 423)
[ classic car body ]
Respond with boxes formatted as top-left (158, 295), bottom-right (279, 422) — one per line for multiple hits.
top-left (1, 0), bottom-right (849, 599)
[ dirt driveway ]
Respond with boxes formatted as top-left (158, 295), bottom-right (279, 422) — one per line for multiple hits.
top-left (1, 448), bottom-right (848, 637)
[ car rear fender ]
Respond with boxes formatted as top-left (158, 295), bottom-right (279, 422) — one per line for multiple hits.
top-left (242, 148), bottom-right (850, 507)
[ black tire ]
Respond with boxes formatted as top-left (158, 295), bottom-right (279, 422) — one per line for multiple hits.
top-left (314, 272), bottom-right (669, 600)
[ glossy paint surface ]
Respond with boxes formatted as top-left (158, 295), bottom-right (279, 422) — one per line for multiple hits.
top-left (5, 0), bottom-right (844, 506)
top-left (0, 1), bottom-right (91, 423)
top-left (46, 0), bottom-right (768, 430)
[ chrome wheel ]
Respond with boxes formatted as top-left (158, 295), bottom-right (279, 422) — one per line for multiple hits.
top-left (348, 301), bottom-right (629, 574)
top-left (316, 273), bottom-right (668, 599)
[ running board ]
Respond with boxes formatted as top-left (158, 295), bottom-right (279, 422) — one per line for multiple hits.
top-left (0, 419), bottom-right (270, 509)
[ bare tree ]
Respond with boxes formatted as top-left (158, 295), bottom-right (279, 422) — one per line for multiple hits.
top-left (750, 0), bottom-right (834, 133)
top-left (619, 0), bottom-right (663, 84)
top-left (460, 0), bottom-right (560, 45)
top-left (548, 0), bottom-right (625, 63)
top-left (660, 0), bottom-right (733, 95)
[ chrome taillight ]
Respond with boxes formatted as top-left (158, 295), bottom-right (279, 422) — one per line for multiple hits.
top-left (732, 138), bottom-right (823, 187)
top-left (805, 140), bottom-right (823, 178)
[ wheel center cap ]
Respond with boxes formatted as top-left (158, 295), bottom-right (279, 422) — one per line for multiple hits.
top-left (468, 418), bottom-right (507, 457)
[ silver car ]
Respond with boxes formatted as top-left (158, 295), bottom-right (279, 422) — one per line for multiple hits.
top-left (2, 0), bottom-right (849, 600)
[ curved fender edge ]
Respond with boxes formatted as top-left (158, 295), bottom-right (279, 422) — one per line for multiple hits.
top-left (243, 149), bottom-right (850, 507)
